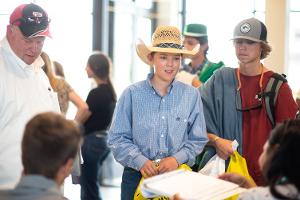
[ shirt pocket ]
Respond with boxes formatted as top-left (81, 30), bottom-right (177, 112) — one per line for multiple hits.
top-left (168, 112), bottom-right (189, 145)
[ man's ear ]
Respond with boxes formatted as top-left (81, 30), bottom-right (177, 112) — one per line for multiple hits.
top-left (55, 158), bottom-right (74, 185)
top-left (63, 159), bottom-right (74, 177)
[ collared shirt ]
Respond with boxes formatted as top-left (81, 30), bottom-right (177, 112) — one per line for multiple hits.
top-left (108, 73), bottom-right (208, 171)
top-left (0, 175), bottom-right (67, 200)
top-left (181, 58), bottom-right (208, 75)
top-left (0, 37), bottom-right (60, 188)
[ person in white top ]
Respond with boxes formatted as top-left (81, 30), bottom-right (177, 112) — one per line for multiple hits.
top-left (0, 3), bottom-right (60, 189)
top-left (219, 119), bottom-right (300, 200)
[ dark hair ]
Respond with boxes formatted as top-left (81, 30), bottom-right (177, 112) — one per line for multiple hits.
top-left (263, 119), bottom-right (300, 199)
top-left (87, 52), bottom-right (117, 101)
top-left (195, 36), bottom-right (209, 55)
top-left (22, 112), bottom-right (81, 179)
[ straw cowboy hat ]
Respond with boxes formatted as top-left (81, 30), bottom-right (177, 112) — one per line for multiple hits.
top-left (136, 25), bottom-right (199, 65)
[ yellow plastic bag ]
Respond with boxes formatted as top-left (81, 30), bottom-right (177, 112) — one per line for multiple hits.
top-left (134, 164), bottom-right (192, 200)
top-left (225, 151), bottom-right (255, 200)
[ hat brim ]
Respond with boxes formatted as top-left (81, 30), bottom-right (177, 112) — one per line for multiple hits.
top-left (231, 36), bottom-right (263, 43)
top-left (184, 32), bottom-right (207, 37)
top-left (136, 39), bottom-right (199, 65)
top-left (29, 27), bottom-right (52, 38)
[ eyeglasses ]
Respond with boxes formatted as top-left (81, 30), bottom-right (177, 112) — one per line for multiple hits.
top-left (235, 90), bottom-right (263, 112)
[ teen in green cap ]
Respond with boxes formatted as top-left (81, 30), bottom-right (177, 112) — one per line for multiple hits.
top-left (179, 23), bottom-right (224, 87)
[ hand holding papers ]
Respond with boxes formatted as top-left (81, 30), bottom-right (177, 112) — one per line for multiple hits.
top-left (141, 169), bottom-right (246, 200)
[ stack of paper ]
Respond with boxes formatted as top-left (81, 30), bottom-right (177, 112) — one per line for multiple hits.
top-left (142, 169), bottom-right (246, 200)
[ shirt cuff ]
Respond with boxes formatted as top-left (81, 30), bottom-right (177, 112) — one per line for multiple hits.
top-left (133, 154), bottom-right (148, 171)
top-left (173, 150), bottom-right (188, 166)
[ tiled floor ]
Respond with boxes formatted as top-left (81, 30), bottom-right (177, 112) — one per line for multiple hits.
top-left (64, 176), bottom-right (121, 200)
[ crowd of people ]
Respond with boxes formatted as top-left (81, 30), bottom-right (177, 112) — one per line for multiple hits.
top-left (0, 2), bottom-right (299, 200)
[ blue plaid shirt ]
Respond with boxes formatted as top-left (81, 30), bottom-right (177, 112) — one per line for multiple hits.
top-left (108, 73), bottom-right (208, 171)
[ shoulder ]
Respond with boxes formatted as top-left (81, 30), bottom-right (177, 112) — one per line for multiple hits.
top-left (203, 67), bottom-right (236, 85)
top-left (174, 80), bottom-right (198, 93)
top-left (239, 187), bottom-right (276, 200)
top-left (122, 80), bottom-right (148, 95)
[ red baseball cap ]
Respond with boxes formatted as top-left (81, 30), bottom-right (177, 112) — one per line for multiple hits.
top-left (10, 3), bottom-right (51, 38)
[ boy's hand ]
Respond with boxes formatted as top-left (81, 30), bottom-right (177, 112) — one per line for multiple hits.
top-left (140, 160), bottom-right (159, 178)
top-left (158, 156), bottom-right (179, 173)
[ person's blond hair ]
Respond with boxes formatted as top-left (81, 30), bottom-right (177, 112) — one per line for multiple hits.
top-left (260, 42), bottom-right (272, 60)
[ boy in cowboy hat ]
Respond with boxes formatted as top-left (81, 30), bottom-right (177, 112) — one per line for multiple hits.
top-left (108, 25), bottom-right (208, 200)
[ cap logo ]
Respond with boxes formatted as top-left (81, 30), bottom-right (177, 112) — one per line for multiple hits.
top-left (32, 11), bottom-right (43, 18)
top-left (240, 23), bottom-right (251, 33)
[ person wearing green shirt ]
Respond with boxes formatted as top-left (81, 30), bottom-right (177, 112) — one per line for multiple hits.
top-left (181, 23), bottom-right (224, 86)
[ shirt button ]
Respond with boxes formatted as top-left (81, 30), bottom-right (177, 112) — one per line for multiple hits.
top-left (162, 116), bottom-right (165, 119)
top-left (184, 119), bottom-right (187, 122)
top-left (162, 99), bottom-right (165, 102)
top-left (160, 152), bottom-right (163, 155)
top-left (161, 134), bottom-right (164, 137)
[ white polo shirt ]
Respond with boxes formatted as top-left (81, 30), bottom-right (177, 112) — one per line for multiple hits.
top-left (0, 37), bottom-right (60, 189)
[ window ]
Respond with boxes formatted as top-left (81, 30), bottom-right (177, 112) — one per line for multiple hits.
top-left (288, 0), bottom-right (300, 92)
top-left (183, 0), bottom-right (265, 68)
top-left (109, 0), bottom-right (155, 95)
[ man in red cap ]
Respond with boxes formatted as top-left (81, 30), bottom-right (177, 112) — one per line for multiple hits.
top-left (0, 3), bottom-right (59, 188)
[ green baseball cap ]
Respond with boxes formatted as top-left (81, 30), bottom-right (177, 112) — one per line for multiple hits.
top-left (183, 23), bottom-right (207, 37)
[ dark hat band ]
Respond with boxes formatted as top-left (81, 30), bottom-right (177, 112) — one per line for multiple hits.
top-left (155, 43), bottom-right (184, 49)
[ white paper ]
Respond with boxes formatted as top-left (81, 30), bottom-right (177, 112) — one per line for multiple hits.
top-left (142, 169), bottom-right (246, 200)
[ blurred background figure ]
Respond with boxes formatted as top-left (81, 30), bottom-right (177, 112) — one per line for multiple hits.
top-left (0, 112), bottom-right (82, 200)
top-left (177, 23), bottom-right (224, 87)
top-left (40, 52), bottom-right (89, 121)
top-left (219, 119), bottom-right (300, 200)
top-left (40, 51), bottom-right (89, 185)
top-left (53, 60), bottom-right (66, 78)
top-left (80, 52), bottom-right (117, 200)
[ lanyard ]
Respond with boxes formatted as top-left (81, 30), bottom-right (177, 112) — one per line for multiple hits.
top-left (236, 64), bottom-right (264, 92)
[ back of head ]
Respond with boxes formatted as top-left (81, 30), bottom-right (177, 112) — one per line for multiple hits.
top-left (88, 51), bottom-right (111, 80)
top-left (9, 3), bottom-right (51, 38)
top-left (22, 112), bottom-right (81, 179)
top-left (264, 119), bottom-right (300, 199)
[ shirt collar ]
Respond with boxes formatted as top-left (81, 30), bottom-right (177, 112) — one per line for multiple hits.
top-left (16, 175), bottom-right (62, 194)
top-left (146, 72), bottom-right (174, 96)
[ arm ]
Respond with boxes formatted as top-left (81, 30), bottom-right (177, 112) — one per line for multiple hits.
top-left (275, 83), bottom-right (298, 123)
top-left (207, 133), bottom-right (234, 160)
top-left (68, 90), bottom-right (90, 123)
top-left (172, 89), bottom-right (208, 166)
top-left (200, 68), bottom-right (242, 159)
top-left (107, 88), bottom-right (149, 171)
top-left (219, 172), bottom-right (256, 189)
